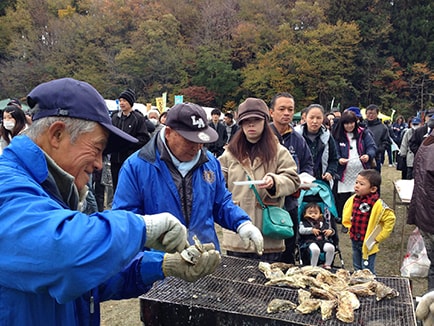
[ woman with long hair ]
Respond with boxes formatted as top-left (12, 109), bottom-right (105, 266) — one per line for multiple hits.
top-left (0, 105), bottom-right (28, 154)
top-left (218, 98), bottom-right (300, 262)
top-left (332, 110), bottom-right (377, 224)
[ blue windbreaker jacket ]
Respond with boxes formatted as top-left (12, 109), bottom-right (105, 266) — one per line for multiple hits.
top-left (113, 133), bottom-right (251, 256)
top-left (0, 135), bottom-right (161, 326)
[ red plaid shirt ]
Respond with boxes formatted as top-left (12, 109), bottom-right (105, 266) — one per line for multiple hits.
top-left (350, 192), bottom-right (379, 241)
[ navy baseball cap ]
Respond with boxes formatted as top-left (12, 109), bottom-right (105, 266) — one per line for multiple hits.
top-left (346, 106), bottom-right (362, 118)
top-left (165, 103), bottom-right (218, 143)
top-left (411, 117), bottom-right (421, 125)
top-left (27, 78), bottom-right (138, 153)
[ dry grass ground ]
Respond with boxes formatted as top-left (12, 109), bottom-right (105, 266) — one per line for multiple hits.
top-left (100, 165), bottom-right (427, 325)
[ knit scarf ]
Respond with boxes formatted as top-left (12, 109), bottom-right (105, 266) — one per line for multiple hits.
top-left (350, 192), bottom-right (379, 241)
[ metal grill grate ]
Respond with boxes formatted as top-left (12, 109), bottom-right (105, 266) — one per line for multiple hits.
top-left (140, 255), bottom-right (417, 326)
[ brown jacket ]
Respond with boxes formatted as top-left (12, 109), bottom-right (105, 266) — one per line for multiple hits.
top-left (407, 132), bottom-right (434, 233)
top-left (218, 143), bottom-right (300, 253)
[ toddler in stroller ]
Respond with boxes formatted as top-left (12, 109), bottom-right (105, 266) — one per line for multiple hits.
top-left (297, 180), bottom-right (344, 268)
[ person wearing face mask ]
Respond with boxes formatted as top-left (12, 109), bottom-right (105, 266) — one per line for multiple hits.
top-left (147, 109), bottom-right (163, 136)
top-left (0, 105), bottom-right (29, 154)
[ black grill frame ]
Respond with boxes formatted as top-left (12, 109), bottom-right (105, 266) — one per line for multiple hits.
top-left (140, 255), bottom-right (416, 325)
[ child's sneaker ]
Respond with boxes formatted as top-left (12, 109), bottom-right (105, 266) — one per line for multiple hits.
top-left (323, 264), bottom-right (331, 270)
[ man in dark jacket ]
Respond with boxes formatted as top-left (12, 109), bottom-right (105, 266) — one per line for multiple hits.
top-left (110, 88), bottom-right (150, 190)
top-left (205, 108), bottom-right (227, 157)
top-left (269, 92), bottom-right (314, 264)
top-left (365, 104), bottom-right (391, 173)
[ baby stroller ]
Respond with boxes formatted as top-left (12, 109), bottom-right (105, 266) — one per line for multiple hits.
top-left (296, 180), bottom-right (345, 268)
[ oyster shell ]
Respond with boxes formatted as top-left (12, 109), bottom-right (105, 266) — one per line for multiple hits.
top-left (266, 298), bottom-right (297, 313)
top-left (347, 281), bottom-right (376, 296)
top-left (296, 298), bottom-right (321, 314)
top-left (297, 289), bottom-right (312, 303)
top-left (258, 262), bottom-right (285, 280)
top-left (336, 290), bottom-right (360, 323)
top-left (373, 281), bottom-right (400, 301)
top-left (320, 299), bottom-right (337, 321)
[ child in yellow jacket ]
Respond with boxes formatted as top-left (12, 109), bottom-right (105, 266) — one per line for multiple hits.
top-left (342, 169), bottom-right (395, 274)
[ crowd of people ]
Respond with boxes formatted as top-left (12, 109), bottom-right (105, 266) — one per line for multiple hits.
top-left (0, 77), bottom-right (432, 324)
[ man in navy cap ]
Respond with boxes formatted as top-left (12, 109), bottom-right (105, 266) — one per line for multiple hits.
top-left (113, 102), bottom-right (264, 258)
top-left (0, 78), bottom-right (221, 325)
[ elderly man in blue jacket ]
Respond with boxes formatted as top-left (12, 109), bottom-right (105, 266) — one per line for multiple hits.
top-left (0, 78), bottom-right (221, 326)
top-left (113, 102), bottom-right (264, 269)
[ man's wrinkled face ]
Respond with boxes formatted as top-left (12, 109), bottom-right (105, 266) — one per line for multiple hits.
top-left (165, 127), bottom-right (203, 162)
top-left (53, 124), bottom-right (107, 190)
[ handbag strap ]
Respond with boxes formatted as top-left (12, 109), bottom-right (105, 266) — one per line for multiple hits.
top-left (247, 176), bottom-right (266, 209)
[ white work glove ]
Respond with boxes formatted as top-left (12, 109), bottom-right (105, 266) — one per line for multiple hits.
top-left (417, 291), bottom-right (434, 326)
top-left (141, 213), bottom-right (189, 253)
top-left (237, 221), bottom-right (264, 255)
top-left (162, 243), bottom-right (221, 282)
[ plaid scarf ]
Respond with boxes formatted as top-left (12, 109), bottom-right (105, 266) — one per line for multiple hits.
top-left (350, 192), bottom-right (379, 241)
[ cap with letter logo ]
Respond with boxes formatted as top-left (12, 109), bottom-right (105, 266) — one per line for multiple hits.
top-left (165, 103), bottom-right (218, 143)
top-left (27, 77), bottom-right (138, 153)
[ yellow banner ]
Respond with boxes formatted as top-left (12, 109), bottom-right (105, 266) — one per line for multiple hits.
top-left (155, 97), bottom-right (163, 113)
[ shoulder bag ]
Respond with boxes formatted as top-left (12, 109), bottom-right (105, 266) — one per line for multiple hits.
top-left (250, 183), bottom-right (294, 239)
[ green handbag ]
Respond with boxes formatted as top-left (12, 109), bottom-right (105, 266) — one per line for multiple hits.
top-left (250, 183), bottom-right (294, 239)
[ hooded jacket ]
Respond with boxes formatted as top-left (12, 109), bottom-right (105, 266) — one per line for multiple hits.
top-left (0, 135), bottom-right (158, 326)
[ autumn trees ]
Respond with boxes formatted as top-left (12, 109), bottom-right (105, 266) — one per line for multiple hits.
top-left (0, 0), bottom-right (433, 118)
